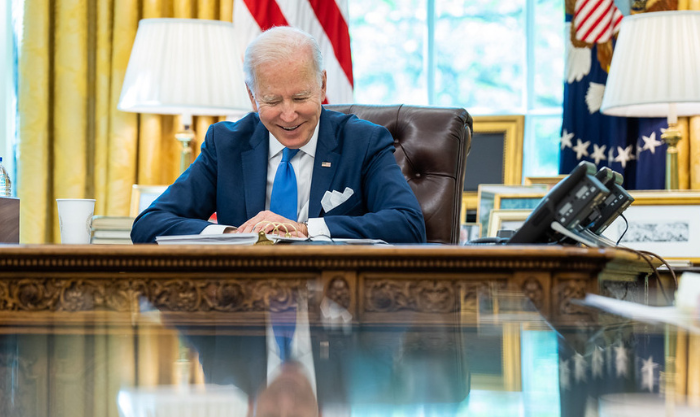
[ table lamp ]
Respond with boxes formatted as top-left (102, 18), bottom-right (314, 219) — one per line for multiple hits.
top-left (600, 11), bottom-right (700, 190)
top-left (118, 18), bottom-right (251, 173)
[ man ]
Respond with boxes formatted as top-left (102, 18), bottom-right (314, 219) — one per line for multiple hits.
top-left (183, 293), bottom-right (349, 417)
top-left (131, 26), bottom-right (426, 244)
top-left (182, 291), bottom-right (470, 416)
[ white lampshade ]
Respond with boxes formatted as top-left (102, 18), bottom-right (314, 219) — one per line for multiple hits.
top-left (600, 11), bottom-right (700, 118)
top-left (118, 18), bottom-right (251, 118)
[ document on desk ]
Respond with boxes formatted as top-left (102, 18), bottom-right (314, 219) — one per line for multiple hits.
top-left (332, 238), bottom-right (389, 245)
top-left (155, 233), bottom-right (307, 245)
top-left (576, 294), bottom-right (700, 333)
top-left (156, 233), bottom-right (259, 245)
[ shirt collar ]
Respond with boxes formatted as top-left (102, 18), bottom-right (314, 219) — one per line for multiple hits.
top-left (268, 122), bottom-right (320, 159)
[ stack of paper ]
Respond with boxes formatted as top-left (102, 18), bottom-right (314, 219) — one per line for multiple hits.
top-left (91, 216), bottom-right (135, 245)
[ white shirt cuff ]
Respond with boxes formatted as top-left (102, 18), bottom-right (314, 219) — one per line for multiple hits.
top-left (307, 218), bottom-right (331, 240)
top-left (201, 224), bottom-right (235, 235)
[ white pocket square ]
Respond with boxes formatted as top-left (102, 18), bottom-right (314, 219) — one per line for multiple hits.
top-left (322, 187), bottom-right (354, 213)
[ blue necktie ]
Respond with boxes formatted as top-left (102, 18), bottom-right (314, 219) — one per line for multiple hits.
top-left (275, 330), bottom-right (294, 363)
top-left (271, 309), bottom-right (296, 362)
top-left (270, 148), bottom-right (300, 221)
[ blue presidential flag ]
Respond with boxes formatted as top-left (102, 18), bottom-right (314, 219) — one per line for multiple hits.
top-left (558, 327), bottom-right (666, 417)
top-left (561, 9), bottom-right (667, 190)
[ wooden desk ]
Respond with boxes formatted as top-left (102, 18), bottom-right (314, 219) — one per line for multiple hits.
top-left (0, 244), bottom-right (656, 417)
top-left (0, 244), bottom-right (653, 328)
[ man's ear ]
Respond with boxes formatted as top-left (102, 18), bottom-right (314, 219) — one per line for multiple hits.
top-left (246, 85), bottom-right (258, 112)
top-left (320, 70), bottom-right (327, 103)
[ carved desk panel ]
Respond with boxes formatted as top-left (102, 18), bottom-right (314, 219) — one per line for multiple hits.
top-left (0, 244), bottom-right (652, 330)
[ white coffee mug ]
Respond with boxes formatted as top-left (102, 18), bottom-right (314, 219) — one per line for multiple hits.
top-left (57, 199), bottom-right (95, 244)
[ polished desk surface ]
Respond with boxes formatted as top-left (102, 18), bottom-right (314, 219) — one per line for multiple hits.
top-left (0, 244), bottom-right (695, 417)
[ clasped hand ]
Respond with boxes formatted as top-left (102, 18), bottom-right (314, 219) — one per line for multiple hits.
top-left (228, 210), bottom-right (308, 238)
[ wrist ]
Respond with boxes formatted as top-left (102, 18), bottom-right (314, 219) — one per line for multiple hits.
top-left (299, 221), bottom-right (308, 236)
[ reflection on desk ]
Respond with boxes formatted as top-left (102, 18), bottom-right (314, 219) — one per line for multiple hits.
top-left (0, 244), bottom-right (695, 416)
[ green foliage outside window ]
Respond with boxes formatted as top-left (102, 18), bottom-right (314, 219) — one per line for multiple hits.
top-left (348, 0), bottom-right (564, 177)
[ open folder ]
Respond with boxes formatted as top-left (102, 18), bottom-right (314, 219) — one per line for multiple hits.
top-left (155, 232), bottom-right (389, 245)
top-left (155, 232), bottom-right (307, 245)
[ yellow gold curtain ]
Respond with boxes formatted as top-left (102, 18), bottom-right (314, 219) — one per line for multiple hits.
top-left (18, 0), bottom-right (234, 243)
top-left (17, 4), bottom-right (232, 414)
top-left (678, 0), bottom-right (700, 189)
top-left (678, 0), bottom-right (700, 190)
top-left (677, 0), bottom-right (700, 410)
top-left (672, 1), bottom-right (700, 407)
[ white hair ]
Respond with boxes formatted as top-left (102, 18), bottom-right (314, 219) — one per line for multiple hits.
top-left (243, 26), bottom-right (324, 92)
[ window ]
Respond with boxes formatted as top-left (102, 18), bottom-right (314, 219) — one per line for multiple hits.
top-left (348, 0), bottom-right (564, 178)
top-left (349, 0), bottom-right (429, 105)
top-left (0, 0), bottom-right (19, 191)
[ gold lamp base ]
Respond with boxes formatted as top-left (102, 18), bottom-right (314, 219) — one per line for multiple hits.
top-left (174, 126), bottom-right (195, 174)
top-left (661, 124), bottom-right (681, 190)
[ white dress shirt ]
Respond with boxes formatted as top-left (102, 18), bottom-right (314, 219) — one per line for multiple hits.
top-left (202, 123), bottom-right (330, 238)
top-left (266, 297), bottom-right (317, 399)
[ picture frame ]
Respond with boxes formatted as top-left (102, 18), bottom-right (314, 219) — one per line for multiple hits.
top-left (487, 209), bottom-right (533, 237)
top-left (461, 115), bottom-right (525, 222)
top-left (476, 184), bottom-right (546, 238)
top-left (459, 222), bottom-right (482, 245)
top-left (129, 185), bottom-right (168, 217)
top-left (602, 190), bottom-right (700, 261)
top-left (493, 193), bottom-right (545, 211)
top-left (462, 324), bottom-right (522, 392)
top-left (523, 175), bottom-right (566, 189)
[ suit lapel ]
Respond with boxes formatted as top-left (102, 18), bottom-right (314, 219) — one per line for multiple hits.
top-left (309, 110), bottom-right (341, 218)
top-left (241, 120), bottom-right (269, 219)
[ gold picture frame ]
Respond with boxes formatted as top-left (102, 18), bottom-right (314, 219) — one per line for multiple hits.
top-left (523, 175), bottom-right (566, 189)
top-left (129, 185), bottom-right (168, 217)
top-left (466, 323), bottom-right (522, 392)
top-left (484, 192), bottom-right (544, 238)
top-left (493, 193), bottom-right (545, 211)
top-left (475, 184), bottom-right (547, 238)
top-left (628, 190), bottom-right (700, 206)
top-left (487, 209), bottom-right (532, 237)
top-left (602, 190), bottom-right (700, 262)
top-left (462, 115), bottom-right (525, 223)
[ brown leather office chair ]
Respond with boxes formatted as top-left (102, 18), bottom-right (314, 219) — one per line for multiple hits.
top-left (325, 104), bottom-right (472, 244)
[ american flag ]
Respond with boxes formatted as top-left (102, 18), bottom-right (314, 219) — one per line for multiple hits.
top-left (233, 0), bottom-right (354, 104)
top-left (561, 6), bottom-right (666, 190)
top-left (574, 0), bottom-right (624, 44)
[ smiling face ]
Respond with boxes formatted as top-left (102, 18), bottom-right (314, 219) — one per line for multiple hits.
top-left (247, 50), bottom-right (327, 149)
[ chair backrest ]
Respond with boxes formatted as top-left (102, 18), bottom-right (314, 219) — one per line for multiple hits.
top-left (325, 104), bottom-right (472, 244)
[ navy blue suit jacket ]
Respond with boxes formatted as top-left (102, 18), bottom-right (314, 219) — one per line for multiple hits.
top-left (131, 109), bottom-right (426, 243)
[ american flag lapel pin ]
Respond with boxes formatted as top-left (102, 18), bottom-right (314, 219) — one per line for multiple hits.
top-left (322, 162), bottom-right (332, 168)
